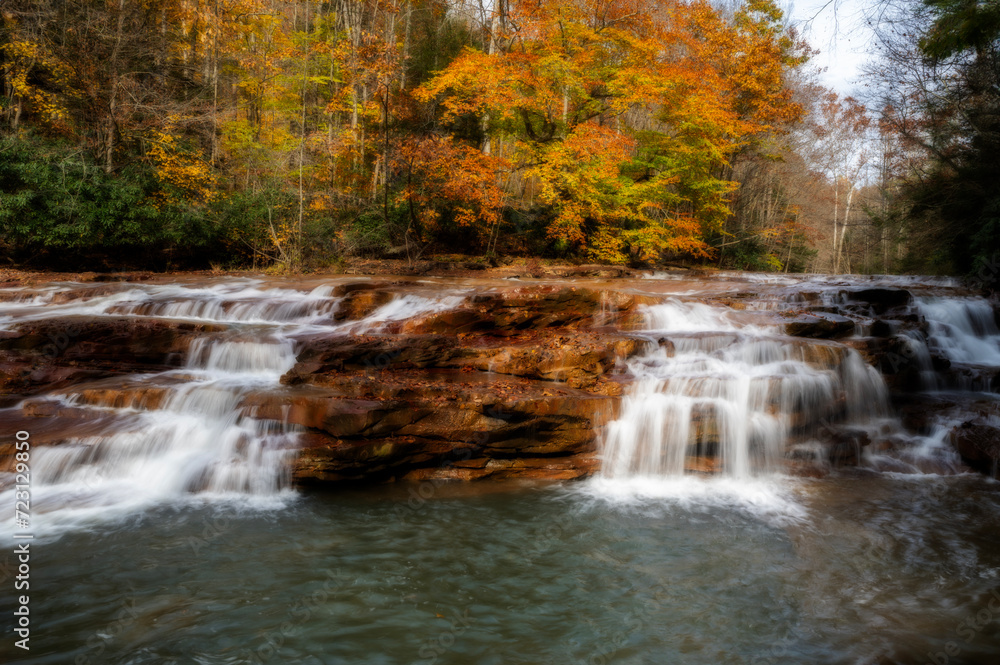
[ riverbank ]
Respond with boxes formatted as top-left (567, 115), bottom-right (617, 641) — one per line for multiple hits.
top-left (0, 258), bottom-right (663, 288)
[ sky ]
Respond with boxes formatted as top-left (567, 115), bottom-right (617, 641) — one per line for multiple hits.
top-left (786, 0), bottom-right (875, 96)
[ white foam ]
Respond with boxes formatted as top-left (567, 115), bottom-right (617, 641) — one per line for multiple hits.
top-left (356, 294), bottom-right (466, 327)
top-left (0, 278), bottom-right (471, 539)
top-left (601, 302), bottom-right (889, 480)
top-left (577, 475), bottom-right (808, 525)
top-left (918, 297), bottom-right (1000, 365)
top-left (641, 299), bottom-right (745, 333)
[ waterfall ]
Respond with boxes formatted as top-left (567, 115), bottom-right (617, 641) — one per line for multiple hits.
top-left (917, 297), bottom-right (1000, 366)
top-left (29, 337), bottom-right (301, 517)
top-left (0, 279), bottom-right (466, 534)
top-left (599, 300), bottom-right (889, 481)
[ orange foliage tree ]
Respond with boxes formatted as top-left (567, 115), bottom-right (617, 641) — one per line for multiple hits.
top-left (415, 0), bottom-right (806, 264)
top-left (395, 135), bottom-right (510, 255)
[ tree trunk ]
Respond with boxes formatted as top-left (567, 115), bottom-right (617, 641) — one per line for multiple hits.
top-left (400, 0), bottom-right (412, 91)
top-left (838, 185), bottom-right (855, 274)
top-left (105, 0), bottom-right (128, 173)
top-left (832, 179), bottom-right (839, 273)
top-left (211, 0), bottom-right (219, 165)
top-left (297, 0), bottom-right (311, 271)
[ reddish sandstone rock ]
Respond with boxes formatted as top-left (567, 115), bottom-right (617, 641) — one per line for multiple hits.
top-left (252, 372), bottom-right (616, 484)
top-left (0, 317), bottom-right (228, 400)
top-left (400, 309), bottom-right (489, 334)
top-left (398, 453), bottom-right (601, 481)
top-left (402, 286), bottom-right (656, 333)
top-left (282, 335), bottom-right (457, 380)
top-left (0, 317), bottom-right (226, 365)
top-left (442, 334), bottom-right (644, 389)
top-left (332, 288), bottom-right (396, 321)
top-left (285, 330), bottom-right (644, 390)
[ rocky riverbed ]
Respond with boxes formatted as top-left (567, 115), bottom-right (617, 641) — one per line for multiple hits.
top-left (0, 270), bottom-right (998, 492)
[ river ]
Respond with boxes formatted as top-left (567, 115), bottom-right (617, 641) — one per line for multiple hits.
top-left (1, 271), bottom-right (999, 664)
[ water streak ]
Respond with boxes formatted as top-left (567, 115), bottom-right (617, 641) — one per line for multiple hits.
top-left (599, 300), bottom-right (889, 485)
top-left (0, 279), bottom-right (466, 536)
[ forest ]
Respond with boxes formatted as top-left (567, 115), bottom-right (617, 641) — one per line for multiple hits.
top-left (0, 0), bottom-right (997, 279)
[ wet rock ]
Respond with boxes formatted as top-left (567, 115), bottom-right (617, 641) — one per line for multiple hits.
top-left (397, 286), bottom-right (662, 333)
top-left (401, 309), bottom-right (489, 334)
top-left (330, 281), bottom-right (402, 297)
top-left (445, 335), bottom-right (642, 389)
top-left (71, 384), bottom-right (173, 411)
top-left (486, 287), bottom-right (602, 329)
top-left (950, 419), bottom-right (1000, 477)
top-left (332, 288), bottom-right (396, 321)
top-left (867, 335), bottom-right (926, 388)
top-left (844, 288), bottom-right (912, 314)
top-left (684, 456), bottom-right (721, 474)
top-left (0, 353), bottom-right (131, 399)
top-left (869, 319), bottom-right (897, 337)
top-left (242, 391), bottom-right (430, 438)
top-left (563, 265), bottom-right (631, 278)
top-left (49, 283), bottom-right (136, 304)
top-left (399, 453), bottom-right (601, 481)
top-left (0, 317), bottom-right (226, 365)
top-left (282, 335), bottom-right (457, 380)
top-left (825, 427), bottom-right (872, 466)
top-left (286, 331), bottom-right (644, 390)
top-left (265, 373), bottom-right (615, 483)
top-left (0, 317), bottom-right (228, 398)
top-left (291, 435), bottom-right (463, 483)
top-left (0, 404), bottom-right (145, 473)
top-left (784, 313), bottom-right (855, 339)
top-left (785, 427), bottom-right (872, 468)
top-left (785, 291), bottom-right (823, 305)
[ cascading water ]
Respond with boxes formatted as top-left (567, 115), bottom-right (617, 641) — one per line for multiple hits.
top-left (599, 299), bottom-right (890, 483)
top-left (7, 273), bottom-right (1000, 665)
top-left (23, 337), bottom-right (302, 529)
top-left (918, 296), bottom-right (1000, 366)
top-left (0, 279), bottom-right (466, 534)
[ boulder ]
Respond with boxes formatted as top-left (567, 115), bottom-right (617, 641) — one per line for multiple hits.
top-left (0, 316), bottom-right (226, 366)
top-left (950, 418), bottom-right (1000, 477)
top-left (784, 313), bottom-right (855, 339)
top-left (332, 288), bottom-right (396, 321)
top-left (261, 372), bottom-right (616, 483)
top-left (844, 288), bottom-right (912, 314)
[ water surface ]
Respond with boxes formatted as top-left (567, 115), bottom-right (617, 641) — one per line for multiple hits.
top-left (4, 475), bottom-right (1000, 665)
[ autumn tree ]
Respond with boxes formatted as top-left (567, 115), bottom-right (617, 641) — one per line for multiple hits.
top-left (414, 0), bottom-right (806, 264)
top-left (1, 0), bottom-right (823, 271)
top-left (862, 0), bottom-right (1000, 279)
